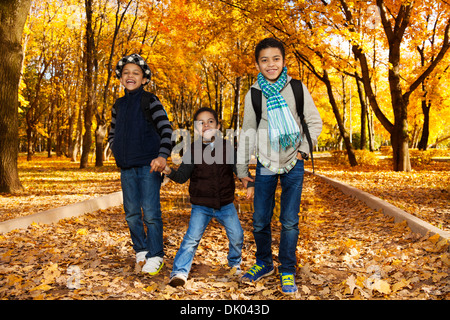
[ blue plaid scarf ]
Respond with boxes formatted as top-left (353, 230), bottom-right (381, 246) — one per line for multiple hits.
top-left (257, 67), bottom-right (301, 151)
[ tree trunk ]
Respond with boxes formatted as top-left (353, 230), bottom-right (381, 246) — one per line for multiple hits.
top-left (417, 100), bottom-right (430, 150)
top-left (229, 76), bottom-right (241, 131)
top-left (0, 0), bottom-right (31, 193)
top-left (80, 0), bottom-right (95, 169)
top-left (355, 76), bottom-right (367, 150)
top-left (95, 120), bottom-right (108, 167)
top-left (291, 47), bottom-right (357, 166)
top-left (94, 0), bottom-right (132, 167)
top-left (323, 71), bottom-right (358, 166)
top-left (367, 104), bottom-right (375, 152)
top-left (391, 119), bottom-right (411, 172)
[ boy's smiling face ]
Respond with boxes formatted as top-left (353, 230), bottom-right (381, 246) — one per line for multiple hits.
top-left (120, 63), bottom-right (147, 91)
top-left (194, 111), bottom-right (220, 142)
top-left (256, 47), bottom-right (286, 83)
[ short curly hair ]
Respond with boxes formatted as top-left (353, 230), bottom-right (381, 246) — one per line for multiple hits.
top-left (255, 37), bottom-right (286, 63)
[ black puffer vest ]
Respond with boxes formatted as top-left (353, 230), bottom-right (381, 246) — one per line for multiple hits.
top-left (188, 139), bottom-right (235, 209)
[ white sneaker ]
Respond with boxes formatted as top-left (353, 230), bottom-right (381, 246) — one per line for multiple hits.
top-left (169, 274), bottom-right (187, 287)
top-left (136, 251), bottom-right (148, 265)
top-left (135, 251), bottom-right (148, 273)
top-left (229, 265), bottom-right (242, 276)
top-left (142, 256), bottom-right (164, 275)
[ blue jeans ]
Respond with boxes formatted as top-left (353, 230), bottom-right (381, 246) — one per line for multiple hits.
top-left (121, 166), bottom-right (164, 258)
top-left (171, 203), bottom-right (243, 278)
top-left (253, 160), bottom-right (304, 274)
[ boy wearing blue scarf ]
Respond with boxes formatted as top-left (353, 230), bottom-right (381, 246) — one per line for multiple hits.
top-left (236, 38), bottom-right (322, 294)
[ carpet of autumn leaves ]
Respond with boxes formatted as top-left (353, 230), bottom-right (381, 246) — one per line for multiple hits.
top-left (310, 152), bottom-right (450, 233)
top-left (0, 153), bottom-right (449, 300)
top-left (0, 154), bottom-right (122, 223)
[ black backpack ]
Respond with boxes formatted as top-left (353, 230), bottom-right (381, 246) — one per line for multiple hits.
top-left (251, 79), bottom-right (315, 173)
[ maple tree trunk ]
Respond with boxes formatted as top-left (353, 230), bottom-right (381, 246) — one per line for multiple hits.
top-left (355, 77), bottom-right (367, 150)
top-left (47, 102), bottom-right (54, 158)
top-left (80, 0), bottom-right (95, 169)
top-left (94, 0), bottom-right (132, 167)
top-left (26, 126), bottom-right (33, 161)
top-left (291, 48), bottom-right (357, 165)
top-left (323, 71), bottom-right (358, 166)
top-left (95, 119), bottom-right (107, 167)
top-left (0, 0), bottom-right (31, 193)
top-left (417, 100), bottom-right (430, 151)
top-left (391, 119), bottom-right (411, 172)
top-left (386, 13), bottom-right (412, 172)
top-left (67, 105), bottom-right (75, 160)
top-left (388, 97), bottom-right (411, 172)
top-left (229, 76), bottom-right (241, 131)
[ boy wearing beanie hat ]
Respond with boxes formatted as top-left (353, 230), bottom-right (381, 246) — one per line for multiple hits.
top-left (108, 53), bottom-right (173, 275)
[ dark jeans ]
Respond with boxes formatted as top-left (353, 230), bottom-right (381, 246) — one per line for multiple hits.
top-left (253, 160), bottom-right (304, 274)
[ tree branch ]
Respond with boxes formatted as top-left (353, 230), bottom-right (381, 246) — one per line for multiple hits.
top-left (405, 17), bottom-right (450, 101)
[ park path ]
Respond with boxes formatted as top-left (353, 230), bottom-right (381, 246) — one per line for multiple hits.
top-left (0, 173), bottom-right (448, 300)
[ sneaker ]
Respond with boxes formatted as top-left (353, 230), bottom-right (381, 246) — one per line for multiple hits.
top-left (229, 265), bottom-right (242, 276)
top-left (136, 251), bottom-right (148, 265)
top-left (142, 256), bottom-right (164, 275)
top-left (241, 263), bottom-right (274, 282)
top-left (169, 274), bottom-right (187, 287)
top-left (280, 273), bottom-right (298, 294)
top-left (135, 251), bottom-right (148, 272)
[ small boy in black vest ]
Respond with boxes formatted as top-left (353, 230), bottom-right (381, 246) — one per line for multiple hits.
top-left (163, 107), bottom-right (254, 287)
top-left (108, 53), bottom-right (172, 275)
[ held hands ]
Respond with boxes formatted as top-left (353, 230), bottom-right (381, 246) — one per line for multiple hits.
top-left (162, 165), bottom-right (172, 175)
top-left (150, 156), bottom-right (167, 173)
top-left (246, 186), bottom-right (255, 200)
top-left (240, 176), bottom-right (255, 200)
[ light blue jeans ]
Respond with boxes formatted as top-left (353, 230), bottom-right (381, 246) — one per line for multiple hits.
top-left (253, 160), bottom-right (304, 274)
top-left (121, 166), bottom-right (164, 258)
top-left (171, 203), bottom-right (243, 278)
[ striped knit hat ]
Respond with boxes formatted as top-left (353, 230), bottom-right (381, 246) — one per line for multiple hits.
top-left (115, 53), bottom-right (151, 84)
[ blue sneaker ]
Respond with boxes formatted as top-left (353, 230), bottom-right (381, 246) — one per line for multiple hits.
top-left (280, 273), bottom-right (298, 294)
top-left (241, 263), bottom-right (274, 282)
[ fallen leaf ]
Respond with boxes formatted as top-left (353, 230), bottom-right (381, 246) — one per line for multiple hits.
top-left (372, 279), bottom-right (391, 294)
top-left (435, 239), bottom-right (448, 252)
top-left (346, 275), bottom-right (357, 295)
top-left (143, 283), bottom-right (158, 292)
top-left (6, 274), bottom-right (23, 286)
top-left (302, 285), bottom-right (311, 295)
top-left (392, 279), bottom-right (410, 292)
top-left (262, 289), bottom-right (276, 297)
top-left (30, 284), bottom-right (53, 292)
top-left (427, 233), bottom-right (441, 245)
top-left (432, 273), bottom-right (447, 283)
top-left (441, 253), bottom-right (450, 266)
top-left (76, 228), bottom-right (88, 236)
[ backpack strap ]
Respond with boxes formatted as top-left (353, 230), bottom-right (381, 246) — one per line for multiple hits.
top-left (251, 87), bottom-right (262, 127)
top-left (250, 79), bottom-right (315, 173)
top-left (290, 79), bottom-right (315, 173)
top-left (290, 79), bottom-right (304, 121)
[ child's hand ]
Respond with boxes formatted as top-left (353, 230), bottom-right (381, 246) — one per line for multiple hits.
top-left (163, 165), bottom-right (172, 175)
top-left (240, 176), bottom-right (254, 188)
top-left (246, 186), bottom-right (254, 200)
top-left (150, 156), bottom-right (167, 173)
